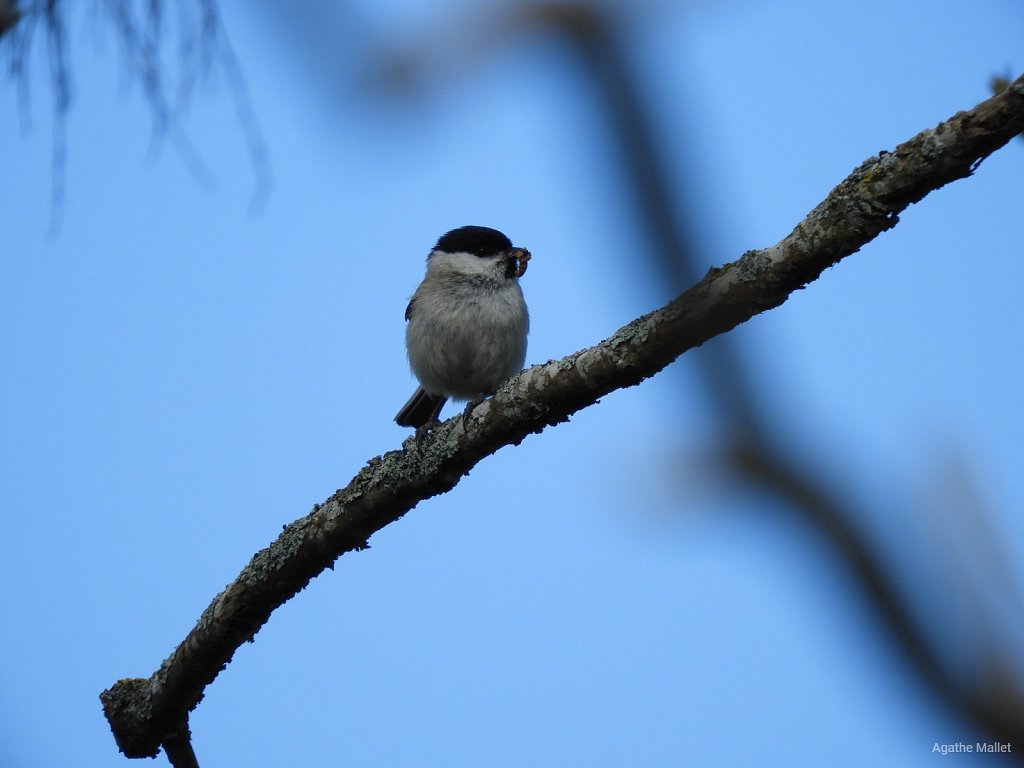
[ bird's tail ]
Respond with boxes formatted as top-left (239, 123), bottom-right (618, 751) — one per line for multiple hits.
top-left (394, 388), bottom-right (447, 428)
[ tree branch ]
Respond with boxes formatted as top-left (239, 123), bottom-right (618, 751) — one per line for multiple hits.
top-left (0, 0), bottom-right (20, 40)
top-left (101, 73), bottom-right (1024, 762)
top-left (538, 7), bottom-right (1024, 753)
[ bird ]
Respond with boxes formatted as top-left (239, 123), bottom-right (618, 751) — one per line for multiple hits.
top-left (395, 225), bottom-right (531, 430)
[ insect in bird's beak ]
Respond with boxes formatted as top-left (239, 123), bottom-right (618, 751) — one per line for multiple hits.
top-left (511, 247), bottom-right (531, 278)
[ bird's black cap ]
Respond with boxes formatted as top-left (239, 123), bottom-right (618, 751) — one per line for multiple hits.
top-left (433, 226), bottom-right (513, 258)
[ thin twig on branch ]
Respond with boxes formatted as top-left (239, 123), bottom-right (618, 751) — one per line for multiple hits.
top-left (101, 74), bottom-right (1024, 763)
top-left (2, 1), bottom-right (271, 232)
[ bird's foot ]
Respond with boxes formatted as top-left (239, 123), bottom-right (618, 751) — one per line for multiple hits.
top-left (461, 396), bottom-right (487, 426)
top-left (413, 418), bottom-right (440, 446)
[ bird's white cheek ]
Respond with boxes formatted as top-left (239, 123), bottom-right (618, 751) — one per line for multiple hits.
top-left (427, 251), bottom-right (503, 278)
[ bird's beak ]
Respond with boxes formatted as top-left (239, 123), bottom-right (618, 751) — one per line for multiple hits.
top-left (511, 247), bottom-right (531, 278)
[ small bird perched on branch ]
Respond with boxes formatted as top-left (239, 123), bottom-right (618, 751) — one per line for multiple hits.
top-left (395, 225), bottom-right (531, 430)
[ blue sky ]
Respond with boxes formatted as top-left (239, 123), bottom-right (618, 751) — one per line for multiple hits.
top-left (3, 1), bottom-right (1024, 766)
